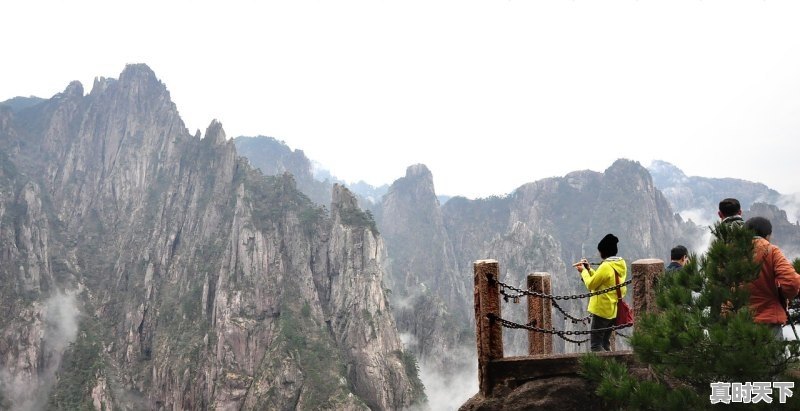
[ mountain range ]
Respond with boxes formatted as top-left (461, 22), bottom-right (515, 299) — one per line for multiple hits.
top-left (0, 65), bottom-right (422, 410)
top-left (233, 137), bottom-right (800, 408)
top-left (2, 65), bottom-right (800, 410)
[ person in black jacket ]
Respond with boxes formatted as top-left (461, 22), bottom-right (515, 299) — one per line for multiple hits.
top-left (718, 198), bottom-right (744, 227)
top-left (666, 245), bottom-right (689, 273)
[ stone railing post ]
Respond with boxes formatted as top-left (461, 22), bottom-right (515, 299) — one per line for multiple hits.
top-left (527, 273), bottom-right (552, 356)
top-left (632, 259), bottom-right (665, 316)
top-left (474, 259), bottom-right (503, 397)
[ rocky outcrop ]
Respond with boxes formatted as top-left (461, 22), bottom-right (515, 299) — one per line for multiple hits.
top-left (459, 376), bottom-right (601, 411)
top-left (234, 136), bottom-right (333, 206)
top-left (0, 64), bottom-right (421, 409)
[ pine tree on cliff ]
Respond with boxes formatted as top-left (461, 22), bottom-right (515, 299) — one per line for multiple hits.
top-left (581, 222), bottom-right (800, 410)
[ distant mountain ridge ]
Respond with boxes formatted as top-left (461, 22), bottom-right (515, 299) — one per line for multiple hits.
top-left (648, 160), bottom-right (782, 215)
top-left (233, 135), bottom-right (389, 208)
top-left (647, 159), bottom-right (800, 258)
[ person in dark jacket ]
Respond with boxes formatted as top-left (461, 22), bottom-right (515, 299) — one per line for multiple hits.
top-left (666, 245), bottom-right (689, 273)
top-left (719, 198), bottom-right (744, 227)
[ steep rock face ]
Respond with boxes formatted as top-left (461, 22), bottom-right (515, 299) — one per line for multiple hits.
top-left (324, 184), bottom-right (422, 410)
top-left (377, 164), bottom-right (471, 368)
top-left (379, 164), bottom-right (464, 313)
top-left (0, 64), bottom-right (420, 410)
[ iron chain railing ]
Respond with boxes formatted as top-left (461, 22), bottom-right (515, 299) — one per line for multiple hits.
top-left (496, 276), bottom-right (632, 301)
top-left (489, 273), bottom-right (633, 344)
top-left (487, 313), bottom-right (633, 334)
top-left (551, 299), bottom-right (591, 324)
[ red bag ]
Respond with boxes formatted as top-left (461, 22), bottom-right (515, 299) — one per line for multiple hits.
top-left (614, 269), bottom-right (634, 326)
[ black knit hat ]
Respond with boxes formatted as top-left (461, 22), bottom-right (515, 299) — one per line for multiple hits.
top-left (597, 234), bottom-right (618, 258)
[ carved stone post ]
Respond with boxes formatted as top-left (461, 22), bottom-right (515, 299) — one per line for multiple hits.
top-left (474, 259), bottom-right (503, 397)
top-left (632, 259), bottom-right (665, 317)
top-left (527, 273), bottom-right (552, 355)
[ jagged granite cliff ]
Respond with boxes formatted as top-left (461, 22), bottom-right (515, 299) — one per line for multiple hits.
top-left (0, 65), bottom-right (423, 410)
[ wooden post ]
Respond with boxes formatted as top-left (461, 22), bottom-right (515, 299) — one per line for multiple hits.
top-left (474, 259), bottom-right (503, 397)
top-left (527, 273), bottom-right (552, 356)
top-left (632, 259), bottom-right (665, 316)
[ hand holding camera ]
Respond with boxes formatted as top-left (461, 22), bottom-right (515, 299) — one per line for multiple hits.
top-left (572, 258), bottom-right (590, 272)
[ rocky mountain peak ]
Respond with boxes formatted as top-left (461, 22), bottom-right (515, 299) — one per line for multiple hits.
top-left (405, 163), bottom-right (432, 180)
top-left (385, 163), bottom-right (438, 208)
top-left (90, 76), bottom-right (117, 95)
top-left (103, 63), bottom-right (173, 111)
top-left (58, 81), bottom-right (84, 99)
top-left (648, 160), bottom-right (688, 187)
top-left (203, 119), bottom-right (227, 144)
top-left (606, 158), bottom-right (648, 177)
top-left (602, 159), bottom-right (658, 193)
top-left (331, 183), bottom-right (360, 213)
top-left (119, 63), bottom-right (160, 86)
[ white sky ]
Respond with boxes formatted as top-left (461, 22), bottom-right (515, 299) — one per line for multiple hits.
top-left (3, 1), bottom-right (800, 198)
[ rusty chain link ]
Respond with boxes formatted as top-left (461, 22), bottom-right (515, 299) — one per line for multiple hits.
top-left (551, 299), bottom-right (592, 324)
top-left (488, 273), bottom-right (633, 345)
top-left (487, 312), bottom-right (633, 345)
top-left (496, 276), bottom-right (632, 301)
top-left (560, 335), bottom-right (591, 344)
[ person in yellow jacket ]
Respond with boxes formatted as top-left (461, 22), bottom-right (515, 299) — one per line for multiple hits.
top-left (574, 233), bottom-right (628, 352)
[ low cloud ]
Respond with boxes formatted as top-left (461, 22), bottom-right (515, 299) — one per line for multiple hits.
top-left (405, 345), bottom-right (478, 411)
top-left (777, 193), bottom-right (800, 225)
top-left (1, 290), bottom-right (80, 411)
top-left (678, 208), bottom-right (715, 255)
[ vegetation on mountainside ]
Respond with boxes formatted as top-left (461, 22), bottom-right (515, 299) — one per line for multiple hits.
top-left (243, 167), bottom-right (321, 233)
top-left (48, 322), bottom-right (103, 410)
top-left (270, 282), bottom-right (353, 410)
top-left (339, 207), bottom-right (378, 235)
top-left (581, 222), bottom-right (800, 410)
top-left (396, 349), bottom-right (427, 407)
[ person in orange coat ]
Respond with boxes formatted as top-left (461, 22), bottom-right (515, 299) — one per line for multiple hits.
top-left (744, 216), bottom-right (800, 339)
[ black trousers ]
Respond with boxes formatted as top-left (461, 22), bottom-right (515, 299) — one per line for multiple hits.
top-left (591, 314), bottom-right (615, 352)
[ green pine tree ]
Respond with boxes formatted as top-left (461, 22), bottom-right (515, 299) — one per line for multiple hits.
top-left (580, 222), bottom-right (800, 410)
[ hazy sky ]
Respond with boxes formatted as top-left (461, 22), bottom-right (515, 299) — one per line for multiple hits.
top-left (3, 1), bottom-right (800, 198)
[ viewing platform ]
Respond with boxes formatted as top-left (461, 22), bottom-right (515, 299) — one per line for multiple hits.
top-left (471, 258), bottom-right (664, 397)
